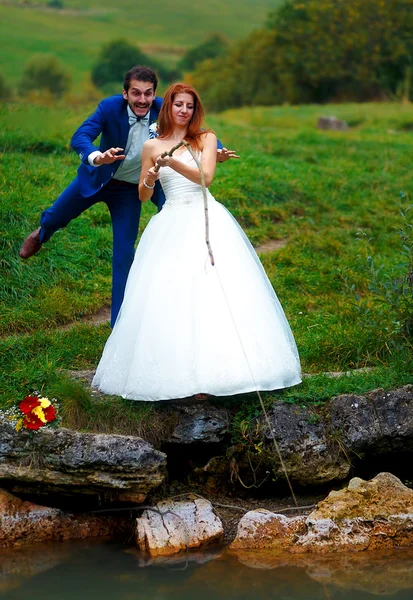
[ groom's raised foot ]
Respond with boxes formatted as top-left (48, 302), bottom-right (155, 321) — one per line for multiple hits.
top-left (19, 227), bottom-right (42, 259)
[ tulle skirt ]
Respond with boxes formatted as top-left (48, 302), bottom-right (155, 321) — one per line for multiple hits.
top-left (92, 195), bottom-right (301, 401)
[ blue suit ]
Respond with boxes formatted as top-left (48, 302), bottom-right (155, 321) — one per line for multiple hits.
top-left (39, 94), bottom-right (223, 327)
top-left (39, 94), bottom-right (164, 326)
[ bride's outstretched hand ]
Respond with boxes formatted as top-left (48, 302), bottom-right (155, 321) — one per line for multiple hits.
top-left (217, 147), bottom-right (240, 162)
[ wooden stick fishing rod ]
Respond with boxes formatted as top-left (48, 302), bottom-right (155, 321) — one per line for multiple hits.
top-left (154, 140), bottom-right (215, 266)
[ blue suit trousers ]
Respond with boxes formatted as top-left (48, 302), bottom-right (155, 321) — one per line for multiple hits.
top-left (39, 178), bottom-right (141, 327)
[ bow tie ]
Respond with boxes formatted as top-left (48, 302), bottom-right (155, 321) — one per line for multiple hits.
top-left (128, 113), bottom-right (150, 127)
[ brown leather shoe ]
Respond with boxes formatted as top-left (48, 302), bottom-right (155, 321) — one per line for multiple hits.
top-left (19, 227), bottom-right (42, 259)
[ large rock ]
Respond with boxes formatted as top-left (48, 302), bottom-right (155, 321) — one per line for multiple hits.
top-left (317, 116), bottom-right (348, 131)
top-left (0, 419), bottom-right (166, 503)
top-left (212, 386), bottom-right (413, 490)
top-left (165, 404), bottom-right (229, 444)
top-left (4, 385), bottom-right (413, 499)
top-left (229, 509), bottom-right (306, 550)
top-left (0, 488), bottom-right (128, 548)
top-left (296, 472), bottom-right (413, 553)
top-left (262, 401), bottom-right (350, 485)
top-left (194, 401), bottom-right (351, 491)
top-left (136, 497), bottom-right (224, 556)
top-left (230, 473), bottom-right (413, 554)
top-left (329, 385), bottom-right (413, 455)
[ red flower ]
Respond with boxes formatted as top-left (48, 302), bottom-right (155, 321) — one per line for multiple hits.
top-left (43, 405), bottom-right (57, 423)
top-left (19, 396), bottom-right (40, 414)
top-left (23, 412), bottom-right (43, 430)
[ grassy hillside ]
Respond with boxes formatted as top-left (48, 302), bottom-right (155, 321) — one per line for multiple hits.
top-left (0, 0), bottom-right (279, 90)
top-left (1, 100), bottom-right (413, 421)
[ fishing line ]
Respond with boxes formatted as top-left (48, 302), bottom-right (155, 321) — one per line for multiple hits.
top-left (182, 142), bottom-right (298, 507)
top-left (212, 265), bottom-right (298, 507)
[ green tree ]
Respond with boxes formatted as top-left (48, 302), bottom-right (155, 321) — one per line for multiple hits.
top-left (268, 0), bottom-right (413, 102)
top-left (191, 0), bottom-right (413, 110)
top-left (178, 33), bottom-right (228, 72)
top-left (91, 39), bottom-right (180, 90)
top-left (91, 39), bottom-right (152, 90)
top-left (190, 29), bottom-right (278, 111)
top-left (20, 54), bottom-right (72, 98)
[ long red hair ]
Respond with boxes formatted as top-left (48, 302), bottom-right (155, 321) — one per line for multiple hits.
top-left (157, 83), bottom-right (212, 150)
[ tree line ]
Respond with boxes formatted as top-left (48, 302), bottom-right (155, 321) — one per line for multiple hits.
top-left (0, 33), bottom-right (228, 102)
top-left (1, 0), bottom-right (412, 108)
top-left (190, 0), bottom-right (413, 110)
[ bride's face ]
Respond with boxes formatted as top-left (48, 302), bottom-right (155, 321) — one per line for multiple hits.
top-left (171, 93), bottom-right (194, 127)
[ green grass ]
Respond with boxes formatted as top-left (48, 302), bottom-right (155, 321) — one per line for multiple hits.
top-left (0, 0), bottom-right (280, 91)
top-left (46, 376), bottom-right (178, 447)
top-left (1, 100), bottom-right (413, 426)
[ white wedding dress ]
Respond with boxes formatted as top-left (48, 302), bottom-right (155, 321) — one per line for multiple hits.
top-left (92, 150), bottom-right (301, 401)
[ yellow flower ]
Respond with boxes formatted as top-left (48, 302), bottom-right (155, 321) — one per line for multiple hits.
top-left (32, 405), bottom-right (47, 424)
top-left (15, 418), bottom-right (24, 432)
top-left (38, 397), bottom-right (51, 408)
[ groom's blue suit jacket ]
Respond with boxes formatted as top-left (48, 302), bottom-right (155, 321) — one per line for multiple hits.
top-left (71, 94), bottom-right (165, 208)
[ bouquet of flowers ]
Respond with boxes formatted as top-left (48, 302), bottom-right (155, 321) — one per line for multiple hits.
top-left (0, 393), bottom-right (59, 432)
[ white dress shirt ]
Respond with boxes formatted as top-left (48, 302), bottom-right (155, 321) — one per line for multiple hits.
top-left (87, 106), bottom-right (150, 184)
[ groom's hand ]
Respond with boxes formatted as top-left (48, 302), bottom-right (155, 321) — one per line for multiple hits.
top-left (93, 148), bottom-right (126, 165)
top-left (217, 148), bottom-right (240, 162)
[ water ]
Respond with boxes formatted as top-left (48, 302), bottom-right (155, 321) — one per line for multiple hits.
top-left (2, 540), bottom-right (413, 599)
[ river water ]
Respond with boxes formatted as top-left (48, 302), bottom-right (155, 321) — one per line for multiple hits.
top-left (2, 540), bottom-right (413, 599)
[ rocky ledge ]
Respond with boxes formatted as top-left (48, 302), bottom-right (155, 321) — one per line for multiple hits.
top-left (0, 420), bottom-right (166, 503)
top-left (164, 384), bottom-right (413, 491)
top-left (3, 473), bottom-right (413, 557)
top-left (2, 385), bottom-right (413, 503)
top-left (230, 472), bottom-right (413, 553)
top-left (0, 488), bottom-right (129, 549)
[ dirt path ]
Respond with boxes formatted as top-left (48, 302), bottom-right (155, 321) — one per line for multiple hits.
top-left (254, 239), bottom-right (288, 253)
top-left (60, 306), bottom-right (111, 330)
top-left (79, 306), bottom-right (111, 327)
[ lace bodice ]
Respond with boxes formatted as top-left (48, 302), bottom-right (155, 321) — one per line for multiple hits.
top-left (159, 149), bottom-right (214, 209)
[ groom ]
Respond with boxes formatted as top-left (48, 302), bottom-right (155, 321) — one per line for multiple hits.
top-left (19, 65), bottom-right (237, 326)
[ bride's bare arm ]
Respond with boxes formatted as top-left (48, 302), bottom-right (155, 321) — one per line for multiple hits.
top-left (156, 132), bottom-right (217, 187)
top-left (138, 141), bottom-right (160, 202)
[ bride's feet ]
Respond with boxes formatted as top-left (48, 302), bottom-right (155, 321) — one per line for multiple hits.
top-left (193, 393), bottom-right (209, 400)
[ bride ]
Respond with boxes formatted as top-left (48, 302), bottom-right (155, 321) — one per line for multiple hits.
top-left (92, 83), bottom-right (301, 401)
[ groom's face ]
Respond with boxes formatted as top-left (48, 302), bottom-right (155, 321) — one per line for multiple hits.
top-left (123, 79), bottom-right (156, 118)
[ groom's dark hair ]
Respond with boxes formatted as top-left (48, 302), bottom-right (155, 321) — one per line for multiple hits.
top-left (123, 66), bottom-right (158, 92)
